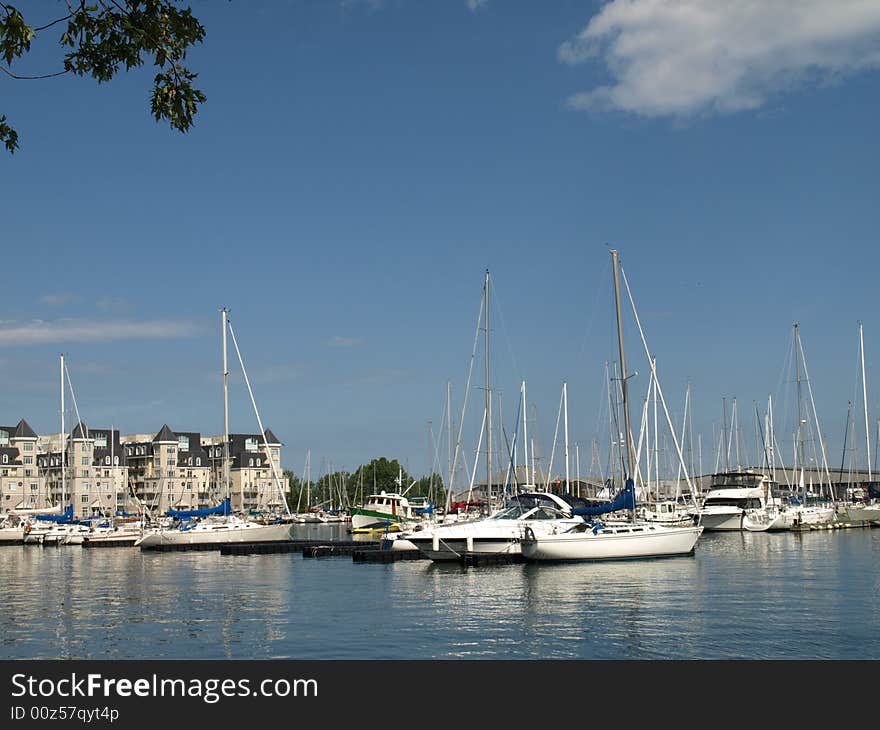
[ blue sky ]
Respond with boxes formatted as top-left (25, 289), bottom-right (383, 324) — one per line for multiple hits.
top-left (2, 1), bottom-right (879, 486)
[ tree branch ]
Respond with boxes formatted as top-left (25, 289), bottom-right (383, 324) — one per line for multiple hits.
top-left (1, 65), bottom-right (69, 79)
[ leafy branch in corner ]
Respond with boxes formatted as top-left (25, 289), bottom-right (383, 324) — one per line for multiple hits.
top-left (0, 1), bottom-right (206, 154)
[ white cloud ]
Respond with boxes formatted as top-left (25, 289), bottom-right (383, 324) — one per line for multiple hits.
top-left (0, 319), bottom-right (201, 345)
top-left (559, 0), bottom-right (880, 118)
top-left (39, 292), bottom-right (80, 307)
top-left (467, 0), bottom-right (489, 11)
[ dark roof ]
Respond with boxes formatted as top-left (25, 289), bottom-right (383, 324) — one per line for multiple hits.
top-left (0, 446), bottom-right (21, 463)
top-left (152, 424), bottom-right (177, 443)
top-left (13, 419), bottom-right (38, 439)
top-left (69, 422), bottom-right (89, 439)
top-left (263, 428), bottom-right (281, 444)
top-left (173, 431), bottom-right (209, 465)
top-left (91, 429), bottom-right (126, 466)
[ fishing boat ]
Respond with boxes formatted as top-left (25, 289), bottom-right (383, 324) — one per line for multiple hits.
top-left (350, 491), bottom-right (428, 532)
top-left (520, 249), bottom-right (703, 562)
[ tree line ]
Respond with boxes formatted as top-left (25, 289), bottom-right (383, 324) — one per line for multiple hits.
top-left (283, 456), bottom-right (445, 512)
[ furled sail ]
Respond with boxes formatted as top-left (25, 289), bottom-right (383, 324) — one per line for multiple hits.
top-left (165, 497), bottom-right (230, 519)
top-left (571, 479), bottom-right (635, 517)
top-left (35, 504), bottom-right (75, 523)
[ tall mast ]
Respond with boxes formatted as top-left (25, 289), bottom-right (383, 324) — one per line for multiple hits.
top-left (446, 381), bottom-right (452, 494)
top-left (563, 381), bottom-right (570, 492)
top-left (860, 321), bottom-right (872, 482)
top-left (60, 353), bottom-right (65, 507)
top-left (484, 269), bottom-right (491, 509)
top-left (653, 360), bottom-right (659, 498)
top-left (222, 307), bottom-right (231, 508)
top-left (768, 395), bottom-right (775, 482)
top-left (521, 380), bottom-right (530, 486)
top-left (111, 424), bottom-right (116, 516)
top-left (794, 323), bottom-right (806, 484)
top-left (610, 250), bottom-right (635, 482)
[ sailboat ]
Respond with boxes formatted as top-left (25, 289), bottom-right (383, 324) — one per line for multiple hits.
top-left (842, 322), bottom-right (880, 525)
top-left (137, 308), bottom-right (293, 548)
top-left (786, 323), bottom-right (836, 528)
top-left (520, 249), bottom-right (703, 562)
top-left (25, 355), bottom-right (93, 546)
top-left (400, 271), bottom-right (586, 560)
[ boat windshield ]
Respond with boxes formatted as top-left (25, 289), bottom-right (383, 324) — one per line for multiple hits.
top-left (703, 497), bottom-right (763, 509)
top-left (491, 505), bottom-right (529, 520)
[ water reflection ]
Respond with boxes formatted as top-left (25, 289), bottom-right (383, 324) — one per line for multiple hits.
top-left (1, 527), bottom-right (879, 659)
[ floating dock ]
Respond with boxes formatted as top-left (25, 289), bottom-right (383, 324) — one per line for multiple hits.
top-left (82, 538), bottom-right (139, 548)
top-left (352, 548), bottom-right (426, 563)
top-left (218, 539), bottom-right (382, 556)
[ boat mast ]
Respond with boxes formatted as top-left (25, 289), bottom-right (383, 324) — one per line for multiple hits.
top-left (521, 380), bottom-right (530, 486)
top-left (610, 249), bottom-right (635, 522)
top-left (794, 323), bottom-right (806, 497)
top-left (60, 353), bottom-right (65, 509)
top-left (446, 381), bottom-right (452, 495)
top-left (484, 269), bottom-right (492, 510)
top-left (222, 307), bottom-right (231, 513)
top-left (860, 321), bottom-right (872, 483)
top-left (648, 363), bottom-right (660, 502)
top-left (563, 381), bottom-right (570, 493)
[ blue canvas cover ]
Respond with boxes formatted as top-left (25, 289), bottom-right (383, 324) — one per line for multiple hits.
top-left (571, 479), bottom-right (636, 516)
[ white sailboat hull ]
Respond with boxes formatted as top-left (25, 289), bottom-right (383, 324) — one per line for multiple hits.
top-left (406, 518), bottom-right (584, 561)
top-left (521, 524), bottom-right (703, 561)
top-left (137, 520), bottom-right (293, 548)
top-left (841, 504), bottom-right (880, 524)
top-left (0, 526), bottom-right (24, 544)
top-left (698, 508), bottom-right (744, 531)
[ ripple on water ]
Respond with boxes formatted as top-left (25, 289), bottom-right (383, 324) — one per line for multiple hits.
top-left (1, 528), bottom-right (879, 659)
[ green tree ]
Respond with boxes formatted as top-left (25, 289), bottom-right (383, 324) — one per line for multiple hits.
top-left (349, 457), bottom-right (411, 502)
top-left (0, 1), bottom-right (205, 153)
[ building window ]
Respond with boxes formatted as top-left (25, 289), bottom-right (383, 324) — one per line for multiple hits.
top-left (23, 456), bottom-right (33, 465)
top-left (104, 456), bottom-right (110, 465)
top-left (81, 444), bottom-right (88, 452)
top-left (178, 436), bottom-right (190, 451)
top-left (24, 469), bottom-right (32, 477)
top-left (23, 442), bottom-right (34, 451)
top-left (82, 495), bottom-right (89, 503)
top-left (1, 455), bottom-right (6, 464)
top-left (196, 458), bottom-right (201, 466)
top-left (30, 483), bottom-right (38, 492)
top-left (81, 458), bottom-right (89, 466)
top-left (114, 456), bottom-right (119, 466)
top-left (0, 430), bottom-right (8, 446)
top-left (94, 434), bottom-right (107, 448)
top-left (245, 438), bottom-right (259, 452)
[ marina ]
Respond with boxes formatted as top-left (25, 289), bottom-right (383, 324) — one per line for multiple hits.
top-left (1, 523), bottom-right (879, 660)
top-left (2, 1), bottom-right (879, 690)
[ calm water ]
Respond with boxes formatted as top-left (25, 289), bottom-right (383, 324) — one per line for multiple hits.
top-left (1, 524), bottom-right (879, 659)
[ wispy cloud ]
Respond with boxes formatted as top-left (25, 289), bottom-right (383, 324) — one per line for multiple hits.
top-left (95, 296), bottom-right (129, 310)
top-left (39, 292), bottom-right (80, 307)
top-left (467, 0), bottom-right (489, 11)
top-left (559, 1), bottom-right (880, 118)
top-left (325, 335), bottom-right (364, 348)
top-left (0, 319), bottom-right (202, 346)
top-left (340, 0), bottom-right (385, 13)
